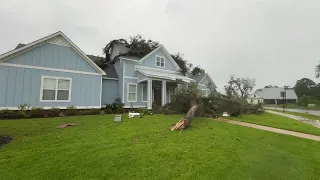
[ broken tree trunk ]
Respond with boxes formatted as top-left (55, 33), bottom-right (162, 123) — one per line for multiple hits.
top-left (171, 105), bottom-right (198, 131)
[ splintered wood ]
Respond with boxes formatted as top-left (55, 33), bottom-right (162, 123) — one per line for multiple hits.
top-left (171, 105), bottom-right (198, 131)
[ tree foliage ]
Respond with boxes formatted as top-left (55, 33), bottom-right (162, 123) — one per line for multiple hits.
top-left (294, 78), bottom-right (320, 98)
top-left (170, 53), bottom-right (190, 75)
top-left (316, 62), bottom-right (320, 78)
top-left (191, 66), bottom-right (206, 76)
top-left (264, 85), bottom-right (279, 88)
top-left (224, 75), bottom-right (256, 100)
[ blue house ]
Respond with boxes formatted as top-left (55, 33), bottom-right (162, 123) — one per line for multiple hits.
top-left (101, 42), bottom-right (215, 109)
top-left (0, 32), bottom-right (215, 110)
top-left (0, 32), bottom-right (105, 110)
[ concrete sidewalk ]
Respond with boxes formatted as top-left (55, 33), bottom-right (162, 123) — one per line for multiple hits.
top-left (216, 118), bottom-right (320, 141)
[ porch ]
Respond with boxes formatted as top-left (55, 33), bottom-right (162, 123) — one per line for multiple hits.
top-left (136, 67), bottom-right (195, 109)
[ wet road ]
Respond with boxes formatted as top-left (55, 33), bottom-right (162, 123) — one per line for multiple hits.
top-left (264, 107), bottom-right (320, 116)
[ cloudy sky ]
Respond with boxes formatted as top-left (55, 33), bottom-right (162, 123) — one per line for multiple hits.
top-left (1, 0), bottom-right (319, 92)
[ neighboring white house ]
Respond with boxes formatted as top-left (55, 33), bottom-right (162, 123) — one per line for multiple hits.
top-left (246, 94), bottom-right (263, 104)
top-left (247, 87), bottom-right (298, 105)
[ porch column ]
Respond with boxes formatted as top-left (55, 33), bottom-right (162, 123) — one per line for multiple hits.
top-left (275, 99), bottom-right (278, 105)
top-left (147, 79), bottom-right (152, 109)
top-left (162, 80), bottom-right (166, 106)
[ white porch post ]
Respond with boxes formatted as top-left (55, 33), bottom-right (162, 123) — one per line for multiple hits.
top-left (147, 79), bottom-right (152, 109)
top-left (162, 80), bottom-right (166, 106)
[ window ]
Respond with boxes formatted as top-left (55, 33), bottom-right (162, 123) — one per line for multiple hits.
top-left (41, 76), bottom-right (72, 102)
top-left (201, 89), bottom-right (210, 97)
top-left (142, 84), bottom-right (147, 102)
top-left (254, 95), bottom-right (256, 98)
top-left (156, 56), bottom-right (165, 68)
top-left (128, 83), bottom-right (137, 102)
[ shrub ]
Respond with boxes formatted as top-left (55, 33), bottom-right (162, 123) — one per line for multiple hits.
top-left (65, 106), bottom-right (77, 116)
top-left (50, 107), bottom-right (61, 117)
top-left (30, 107), bottom-right (44, 117)
top-left (17, 104), bottom-right (30, 118)
top-left (243, 103), bottom-right (264, 114)
top-left (104, 98), bottom-right (124, 114)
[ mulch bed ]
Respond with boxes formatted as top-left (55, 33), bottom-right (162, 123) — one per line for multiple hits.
top-left (0, 135), bottom-right (13, 147)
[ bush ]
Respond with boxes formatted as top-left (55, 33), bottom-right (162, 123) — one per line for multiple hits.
top-left (17, 104), bottom-right (31, 118)
top-left (30, 107), bottom-right (44, 117)
top-left (104, 98), bottom-right (124, 114)
top-left (243, 103), bottom-right (264, 115)
top-left (298, 95), bottom-right (320, 107)
top-left (65, 106), bottom-right (77, 116)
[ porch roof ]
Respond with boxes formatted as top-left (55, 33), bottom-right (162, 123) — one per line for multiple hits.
top-left (136, 68), bottom-right (195, 83)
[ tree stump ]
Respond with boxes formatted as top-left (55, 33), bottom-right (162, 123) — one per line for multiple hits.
top-left (171, 105), bottom-right (198, 131)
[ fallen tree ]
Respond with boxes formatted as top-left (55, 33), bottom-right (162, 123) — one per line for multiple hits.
top-left (171, 104), bottom-right (198, 131)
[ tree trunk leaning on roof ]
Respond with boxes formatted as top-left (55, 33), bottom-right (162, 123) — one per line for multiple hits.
top-left (171, 101), bottom-right (198, 131)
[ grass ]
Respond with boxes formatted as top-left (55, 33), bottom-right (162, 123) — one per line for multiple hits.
top-left (269, 109), bottom-right (320, 121)
top-left (0, 114), bottom-right (320, 180)
top-left (230, 113), bottom-right (320, 136)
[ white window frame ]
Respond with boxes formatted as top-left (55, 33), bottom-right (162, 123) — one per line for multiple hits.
top-left (201, 89), bottom-right (210, 97)
top-left (40, 76), bottom-right (72, 102)
top-left (141, 84), bottom-right (148, 102)
top-left (127, 83), bottom-right (137, 102)
top-left (155, 55), bottom-right (165, 68)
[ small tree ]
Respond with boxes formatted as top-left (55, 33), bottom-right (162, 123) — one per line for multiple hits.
top-left (224, 75), bottom-right (256, 100)
top-left (170, 53), bottom-right (190, 76)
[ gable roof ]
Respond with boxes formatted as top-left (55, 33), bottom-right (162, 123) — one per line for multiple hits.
top-left (139, 45), bottom-right (181, 70)
top-left (255, 88), bottom-right (298, 99)
top-left (190, 74), bottom-right (206, 83)
top-left (103, 65), bottom-right (118, 79)
top-left (0, 31), bottom-right (106, 75)
top-left (190, 73), bottom-right (215, 86)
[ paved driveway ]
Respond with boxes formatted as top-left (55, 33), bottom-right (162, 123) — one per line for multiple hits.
top-left (265, 107), bottom-right (320, 116)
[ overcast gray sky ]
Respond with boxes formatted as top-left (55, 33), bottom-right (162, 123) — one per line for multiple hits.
top-left (1, 0), bottom-right (319, 92)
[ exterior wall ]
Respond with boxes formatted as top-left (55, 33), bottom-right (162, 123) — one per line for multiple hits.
top-left (141, 49), bottom-right (177, 71)
top-left (101, 79), bottom-right (119, 105)
top-left (123, 78), bottom-right (148, 108)
top-left (0, 65), bottom-right (101, 109)
top-left (247, 98), bottom-right (264, 104)
top-left (6, 43), bottom-right (97, 73)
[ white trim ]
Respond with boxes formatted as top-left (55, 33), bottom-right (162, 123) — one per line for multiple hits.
top-left (120, 57), bottom-right (142, 63)
top-left (47, 42), bottom-right (71, 47)
top-left (0, 63), bottom-right (102, 76)
top-left (123, 105), bottom-right (147, 108)
top-left (122, 61), bottom-right (125, 103)
top-left (198, 74), bottom-right (208, 85)
top-left (127, 83), bottom-right (137, 102)
top-left (141, 83), bottom-right (148, 102)
top-left (0, 106), bottom-right (101, 110)
top-left (162, 80), bottom-right (166, 106)
top-left (40, 76), bottom-right (72, 102)
top-left (0, 31), bottom-right (106, 75)
top-left (138, 78), bottom-right (149, 83)
top-left (155, 55), bottom-right (165, 68)
top-left (147, 79), bottom-right (152, 109)
top-left (135, 65), bottom-right (180, 74)
top-left (102, 77), bottom-right (119, 80)
top-left (100, 77), bottom-right (102, 106)
top-left (124, 76), bottom-right (138, 80)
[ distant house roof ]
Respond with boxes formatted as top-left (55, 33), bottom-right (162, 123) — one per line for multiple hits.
top-left (113, 43), bottom-right (142, 61)
top-left (190, 74), bottom-right (207, 83)
top-left (255, 87), bottom-right (298, 99)
top-left (15, 43), bottom-right (26, 50)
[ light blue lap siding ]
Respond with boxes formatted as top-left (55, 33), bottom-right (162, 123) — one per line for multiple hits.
top-left (0, 66), bottom-right (101, 108)
top-left (101, 79), bottom-right (119, 106)
top-left (7, 43), bottom-right (98, 73)
top-left (141, 48), bottom-right (177, 71)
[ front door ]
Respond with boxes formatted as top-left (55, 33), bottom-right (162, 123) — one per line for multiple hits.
top-left (153, 87), bottom-right (162, 107)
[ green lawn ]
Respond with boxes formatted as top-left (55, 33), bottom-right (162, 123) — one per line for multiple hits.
top-left (230, 113), bottom-right (320, 136)
top-left (0, 114), bottom-right (320, 180)
top-left (269, 109), bottom-right (320, 121)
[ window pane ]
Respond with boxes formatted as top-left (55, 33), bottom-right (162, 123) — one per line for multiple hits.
top-left (161, 62), bottom-right (164, 67)
top-left (129, 84), bottom-right (136, 92)
top-left (58, 79), bottom-right (70, 90)
top-left (143, 93), bottom-right (147, 101)
top-left (129, 93), bottom-right (136, 101)
top-left (42, 90), bottom-right (55, 100)
top-left (57, 90), bottom-right (69, 100)
top-left (156, 61), bottom-right (160, 66)
top-left (43, 78), bottom-right (56, 89)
